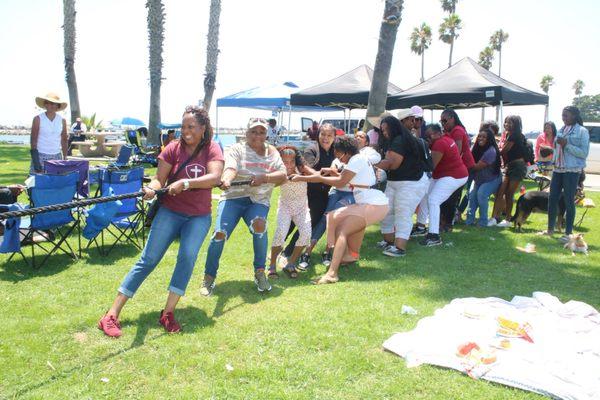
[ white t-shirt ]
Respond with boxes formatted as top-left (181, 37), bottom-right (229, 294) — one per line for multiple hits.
top-left (344, 153), bottom-right (388, 205)
top-left (331, 158), bottom-right (351, 192)
top-left (360, 146), bottom-right (381, 165)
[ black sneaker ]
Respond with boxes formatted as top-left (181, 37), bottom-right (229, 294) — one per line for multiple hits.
top-left (383, 245), bottom-right (406, 257)
top-left (297, 253), bottom-right (310, 271)
top-left (410, 225), bottom-right (427, 237)
top-left (322, 249), bottom-right (332, 267)
top-left (419, 233), bottom-right (442, 247)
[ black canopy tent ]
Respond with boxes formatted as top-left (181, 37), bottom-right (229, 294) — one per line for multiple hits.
top-left (290, 64), bottom-right (402, 109)
top-left (386, 57), bottom-right (548, 110)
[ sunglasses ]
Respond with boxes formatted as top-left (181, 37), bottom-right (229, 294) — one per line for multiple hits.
top-left (281, 149), bottom-right (296, 155)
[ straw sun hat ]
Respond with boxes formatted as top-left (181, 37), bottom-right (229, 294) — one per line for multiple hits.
top-left (35, 92), bottom-right (68, 111)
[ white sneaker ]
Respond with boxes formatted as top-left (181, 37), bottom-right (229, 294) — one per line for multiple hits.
top-left (496, 219), bottom-right (512, 228)
top-left (376, 240), bottom-right (391, 249)
top-left (487, 218), bottom-right (497, 227)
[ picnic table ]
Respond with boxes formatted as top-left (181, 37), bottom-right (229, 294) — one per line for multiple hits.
top-left (71, 132), bottom-right (127, 157)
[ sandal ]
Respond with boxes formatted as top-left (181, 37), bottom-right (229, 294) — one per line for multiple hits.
top-left (267, 267), bottom-right (279, 279)
top-left (312, 275), bottom-right (339, 285)
top-left (282, 265), bottom-right (298, 279)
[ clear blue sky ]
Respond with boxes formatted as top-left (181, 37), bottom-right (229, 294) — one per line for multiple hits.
top-left (0, 0), bottom-right (598, 132)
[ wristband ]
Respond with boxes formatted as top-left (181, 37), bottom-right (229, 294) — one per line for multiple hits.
top-left (183, 179), bottom-right (190, 191)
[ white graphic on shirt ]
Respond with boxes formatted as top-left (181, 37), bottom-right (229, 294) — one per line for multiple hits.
top-left (186, 164), bottom-right (206, 178)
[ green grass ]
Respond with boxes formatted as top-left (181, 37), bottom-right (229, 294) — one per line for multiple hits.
top-left (1, 144), bottom-right (598, 399)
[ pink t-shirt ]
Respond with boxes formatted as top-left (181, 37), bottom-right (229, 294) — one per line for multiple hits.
top-left (535, 131), bottom-right (554, 162)
top-left (158, 140), bottom-right (224, 216)
top-left (431, 135), bottom-right (468, 180)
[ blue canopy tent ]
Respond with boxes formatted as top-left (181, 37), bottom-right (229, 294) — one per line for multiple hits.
top-left (216, 81), bottom-right (338, 134)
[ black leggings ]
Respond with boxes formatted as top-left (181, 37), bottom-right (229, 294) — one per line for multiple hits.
top-left (440, 185), bottom-right (463, 227)
top-left (283, 188), bottom-right (329, 256)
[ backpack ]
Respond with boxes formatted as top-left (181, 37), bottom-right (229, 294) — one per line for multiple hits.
top-left (524, 140), bottom-right (535, 165)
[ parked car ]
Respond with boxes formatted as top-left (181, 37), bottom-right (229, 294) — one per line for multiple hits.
top-left (584, 122), bottom-right (600, 174)
top-left (301, 117), bottom-right (362, 135)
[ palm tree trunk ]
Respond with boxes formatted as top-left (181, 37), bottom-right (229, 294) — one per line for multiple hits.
top-left (365, 0), bottom-right (404, 130)
top-left (203, 0), bottom-right (222, 113)
top-left (448, 38), bottom-right (454, 67)
top-left (498, 47), bottom-right (502, 77)
top-left (420, 46), bottom-right (425, 82)
top-left (146, 0), bottom-right (165, 146)
top-left (63, 0), bottom-right (80, 124)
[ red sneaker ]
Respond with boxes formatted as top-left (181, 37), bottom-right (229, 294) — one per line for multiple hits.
top-left (98, 314), bottom-right (122, 338)
top-left (158, 310), bottom-right (181, 333)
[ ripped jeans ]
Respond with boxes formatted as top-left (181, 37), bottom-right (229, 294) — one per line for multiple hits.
top-left (204, 197), bottom-right (270, 278)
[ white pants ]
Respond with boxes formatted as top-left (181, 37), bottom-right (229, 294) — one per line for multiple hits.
top-left (417, 176), bottom-right (468, 234)
top-left (380, 173), bottom-right (430, 240)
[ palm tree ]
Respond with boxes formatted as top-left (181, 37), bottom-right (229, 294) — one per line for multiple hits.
top-left (489, 29), bottom-right (509, 77)
top-left (440, 0), bottom-right (459, 13)
top-left (202, 0), bottom-right (222, 112)
top-left (410, 23), bottom-right (432, 82)
top-left (439, 14), bottom-right (462, 68)
top-left (573, 79), bottom-right (585, 98)
top-left (365, 0), bottom-right (404, 131)
top-left (146, 0), bottom-right (165, 146)
top-left (478, 46), bottom-right (494, 70)
top-left (540, 75), bottom-right (555, 122)
top-left (63, 0), bottom-right (81, 124)
top-left (478, 47), bottom-right (494, 121)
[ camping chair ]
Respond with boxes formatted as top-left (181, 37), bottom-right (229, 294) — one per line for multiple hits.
top-left (44, 159), bottom-right (90, 198)
top-left (7, 171), bottom-right (81, 269)
top-left (126, 130), bottom-right (158, 167)
top-left (108, 144), bottom-right (134, 169)
top-left (87, 166), bottom-right (145, 256)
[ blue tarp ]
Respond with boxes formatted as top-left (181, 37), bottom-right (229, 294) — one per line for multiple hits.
top-left (217, 81), bottom-right (338, 112)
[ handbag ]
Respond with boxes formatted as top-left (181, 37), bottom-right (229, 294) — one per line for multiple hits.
top-left (144, 151), bottom-right (199, 227)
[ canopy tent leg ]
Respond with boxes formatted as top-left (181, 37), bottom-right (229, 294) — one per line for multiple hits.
top-left (348, 109), bottom-right (352, 134)
top-left (288, 105), bottom-right (292, 139)
top-left (431, 109), bottom-right (434, 124)
top-left (481, 107), bottom-right (485, 122)
top-left (499, 100), bottom-right (504, 126)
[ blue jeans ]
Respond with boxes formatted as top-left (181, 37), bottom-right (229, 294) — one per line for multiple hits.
top-left (204, 197), bottom-right (270, 278)
top-left (311, 189), bottom-right (355, 242)
top-left (548, 171), bottom-right (580, 234)
top-left (466, 176), bottom-right (502, 227)
top-left (457, 175), bottom-right (474, 214)
top-left (119, 206), bottom-right (211, 297)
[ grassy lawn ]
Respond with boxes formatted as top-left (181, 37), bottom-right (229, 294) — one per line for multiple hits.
top-left (1, 144), bottom-right (598, 399)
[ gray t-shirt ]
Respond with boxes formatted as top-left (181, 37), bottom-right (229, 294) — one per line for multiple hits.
top-left (222, 142), bottom-right (286, 206)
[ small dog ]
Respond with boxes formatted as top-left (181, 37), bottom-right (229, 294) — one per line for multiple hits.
top-left (511, 191), bottom-right (565, 232)
top-left (564, 234), bottom-right (588, 255)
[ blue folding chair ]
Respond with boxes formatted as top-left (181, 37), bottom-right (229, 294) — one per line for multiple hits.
top-left (109, 144), bottom-right (134, 169)
top-left (7, 171), bottom-right (81, 268)
top-left (88, 167), bottom-right (145, 255)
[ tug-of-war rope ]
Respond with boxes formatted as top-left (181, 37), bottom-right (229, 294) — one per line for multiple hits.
top-left (0, 180), bottom-right (252, 220)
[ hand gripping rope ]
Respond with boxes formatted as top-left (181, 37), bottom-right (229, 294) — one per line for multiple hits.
top-left (0, 180), bottom-right (253, 221)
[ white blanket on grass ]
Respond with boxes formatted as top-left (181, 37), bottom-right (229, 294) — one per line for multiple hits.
top-left (383, 292), bottom-right (600, 400)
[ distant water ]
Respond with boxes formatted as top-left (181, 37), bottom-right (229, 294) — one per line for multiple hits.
top-left (0, 134), bottom-right (29, 144)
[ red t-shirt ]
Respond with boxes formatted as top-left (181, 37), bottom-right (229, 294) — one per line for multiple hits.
top-left (431, 135), bottom-right (468, 179)
top-left (158, 140), bottom-right (224, 216)
top-left (445, 125), bottom-right (475, 169)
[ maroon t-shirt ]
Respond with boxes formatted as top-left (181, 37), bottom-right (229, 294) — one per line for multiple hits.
top-left (432, 135), bottom-right (468, 179)
top-left (446, 125), bottom-right (475, 169)
top-left (158, 140), bottom-right (224, 216)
